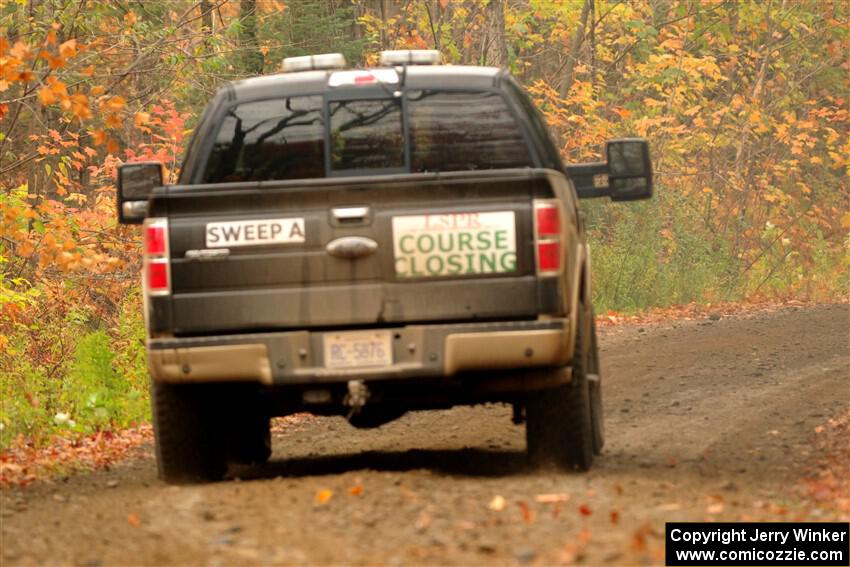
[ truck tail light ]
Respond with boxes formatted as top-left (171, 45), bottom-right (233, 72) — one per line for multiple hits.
top-left (533, 200), bottom-right (563, 276)
top-left (143, 218), bottom-right (170, 296)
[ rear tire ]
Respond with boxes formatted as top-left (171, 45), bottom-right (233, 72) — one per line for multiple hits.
top-left (526, 308), bottom-right (594, 471)
top-left (588, 312), bottom-right (605, 454)
top-left (152, 381), bottom-right (228, 484)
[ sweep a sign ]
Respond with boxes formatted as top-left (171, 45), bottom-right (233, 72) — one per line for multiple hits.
top-left (392, 211), bottom-right (517, 278)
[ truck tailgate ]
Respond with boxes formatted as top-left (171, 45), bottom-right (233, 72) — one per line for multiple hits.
top-left (148, 170), bottom-right (557, 335)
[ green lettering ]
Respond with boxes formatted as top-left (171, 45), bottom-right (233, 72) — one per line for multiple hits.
top-left (476, 231), bottom-right (492, 250)
top-left (465, 253), bottom-right (476, 273)
top-left (437, 233), bottom-right (454, 253)
top-left (458, 232), bottom-right (473, 251)
top-left (447, 254), bottom-right (463, 274)
top-left (500, 252), bottom-right (517, 272)
top-left (426, 255), bottom-right (444, 275)
top-left (494, 230), bottom-right (508, 250)
top-left (400, 234), bottom-right (415, 254)
top-left (479, 252), bottom-right (496, 272)
top-left (417, 234), bottom-right (435, 253)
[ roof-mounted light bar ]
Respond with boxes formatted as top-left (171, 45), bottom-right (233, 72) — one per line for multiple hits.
top-left (379, 50), bottom-right (441, 66)
top-left (283, 53), bottom-right (346, 73)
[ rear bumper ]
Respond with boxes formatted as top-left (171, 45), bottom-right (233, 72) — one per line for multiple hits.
top-left (147, 319), bottom-right (571, 385)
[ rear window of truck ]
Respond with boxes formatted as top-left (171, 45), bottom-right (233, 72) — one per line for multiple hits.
top-left (202, 90), bottom-right (531, 183)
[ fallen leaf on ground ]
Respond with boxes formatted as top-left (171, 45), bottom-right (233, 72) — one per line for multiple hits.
top-left (518, 500), bottom-right (535, 523)
top-left (127, 512), bottom-right (141, 528)
top-left (315, 489), bottom-right (333, 505)
top-left (348, 484), bottom-right (364, 496)
top-left (488, 495), bottom-right (506, 511)
top-left (578, 504), bottom-right (592, 516)
top-left (535, 493), bottom-right (570, 503)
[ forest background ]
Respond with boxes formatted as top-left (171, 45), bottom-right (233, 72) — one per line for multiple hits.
top-left (1, 0), bottom-right (847, 446)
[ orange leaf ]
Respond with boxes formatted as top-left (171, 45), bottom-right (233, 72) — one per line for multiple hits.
top-left (90, 85), bottom-right (105, 96)
top-left (517, 500), bottom-right (535, 523)
top-left (38, 87), bottom-right (57, 106)
top-left (90, 129), bottom-right (106, 145)
top-left (36, 145), bottom-right (49, 155)
top-left (105, 113), bottom-right (122, 128)
top-left (106, 137), bottom-right (120, 155)
top-left (133, 111), bottom-right (150, 128)
top-left (315, 489), bottom-right (333, 505)
top-left (81, 65), bottom-right (95, 77)
top-left (578, 504), bottom-right (592, 516)
top-left (127, 512), bottom-right (141, 528)
top-left (348, 484), bottom-right (364, 496)
top-left (59, 39), bottom-right (77, 58)
top-left (105, 95), bottom-right (125, 111)
top-left (47, 55), bottom-right (65, 70)
top-left (10, 42), bottom-right (31, 60)
top-left (45, 30), bottom-right (57, 46)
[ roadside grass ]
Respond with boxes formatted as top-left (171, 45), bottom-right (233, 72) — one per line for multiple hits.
top-left (0, 293), bottom-right (149, 448)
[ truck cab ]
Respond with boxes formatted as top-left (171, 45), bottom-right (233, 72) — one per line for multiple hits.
top-left (117, 50), bottom-right (653, 483)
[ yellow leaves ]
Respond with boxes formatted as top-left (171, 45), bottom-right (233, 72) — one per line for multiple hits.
top-left (659, 37), bottom-right (684, 51)
top-left (840, 212), bottom-right (850, 230)
top-left (810, 156), bottom-right (823, 165)
top-left (747, 110), bottom-right (762, 125)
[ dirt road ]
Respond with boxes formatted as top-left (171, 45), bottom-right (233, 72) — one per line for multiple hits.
top-left (2, 304), bottom-right (848, 566)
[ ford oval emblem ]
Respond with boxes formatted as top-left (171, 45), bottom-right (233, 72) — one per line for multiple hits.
top-left (326, 236), bottom-right (378, 259)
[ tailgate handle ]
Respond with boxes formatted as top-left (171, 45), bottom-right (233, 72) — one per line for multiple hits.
top-left (332, 206), bottom-right (369, 222)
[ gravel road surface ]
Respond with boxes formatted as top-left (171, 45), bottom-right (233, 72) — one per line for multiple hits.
top-left (2, 304), bottom-right (848, 566)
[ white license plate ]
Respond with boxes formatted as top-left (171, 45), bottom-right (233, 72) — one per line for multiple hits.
top-left (323, 331), bottom-right (393, 369)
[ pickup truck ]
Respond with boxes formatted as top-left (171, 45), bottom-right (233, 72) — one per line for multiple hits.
top-left (116, 50), bottom-right (653, 483)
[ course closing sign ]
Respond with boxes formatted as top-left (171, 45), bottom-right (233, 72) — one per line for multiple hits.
top-left (392, 211), bottom-right (517, 278)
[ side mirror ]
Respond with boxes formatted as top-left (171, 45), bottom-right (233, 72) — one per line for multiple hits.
top-left (606, 138), bottom-right (652, 201)
top-left (116, 162), bottom-right (163, 224)
top-left (565, 138), bottom-right (653, 201)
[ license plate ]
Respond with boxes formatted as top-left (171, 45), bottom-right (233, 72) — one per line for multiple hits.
top-left (323, 331), bottom-right (393, 369)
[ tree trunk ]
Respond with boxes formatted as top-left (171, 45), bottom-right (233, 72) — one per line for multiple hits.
top-left (239, 0), bottom-right (264, 75)
top-left (559, 0), bottom-right (592, 98)
top-left (200, 0), bottom-right (213, 33)
top-left (483, 0), bottom-right (508, 67)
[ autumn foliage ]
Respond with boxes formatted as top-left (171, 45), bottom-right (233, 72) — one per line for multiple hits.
top-left (1, 0), bottom-right (848, 445)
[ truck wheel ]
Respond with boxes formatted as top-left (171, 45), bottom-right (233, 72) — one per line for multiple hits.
top-left (588, 312), bottom-right (605, 454)
top-left (526, 308), bottom-right (594, 471)
top-left (151, 381), bottom-right (227, 484)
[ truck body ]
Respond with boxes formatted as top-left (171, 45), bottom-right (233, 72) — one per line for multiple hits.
top-left (117, 52), bottom-right (652, 483)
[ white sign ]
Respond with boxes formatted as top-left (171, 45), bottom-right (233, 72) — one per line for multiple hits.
top-left (206, 218), bottom-right (305, 248)
top-left (392, 211), bottom-right (517, 278)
